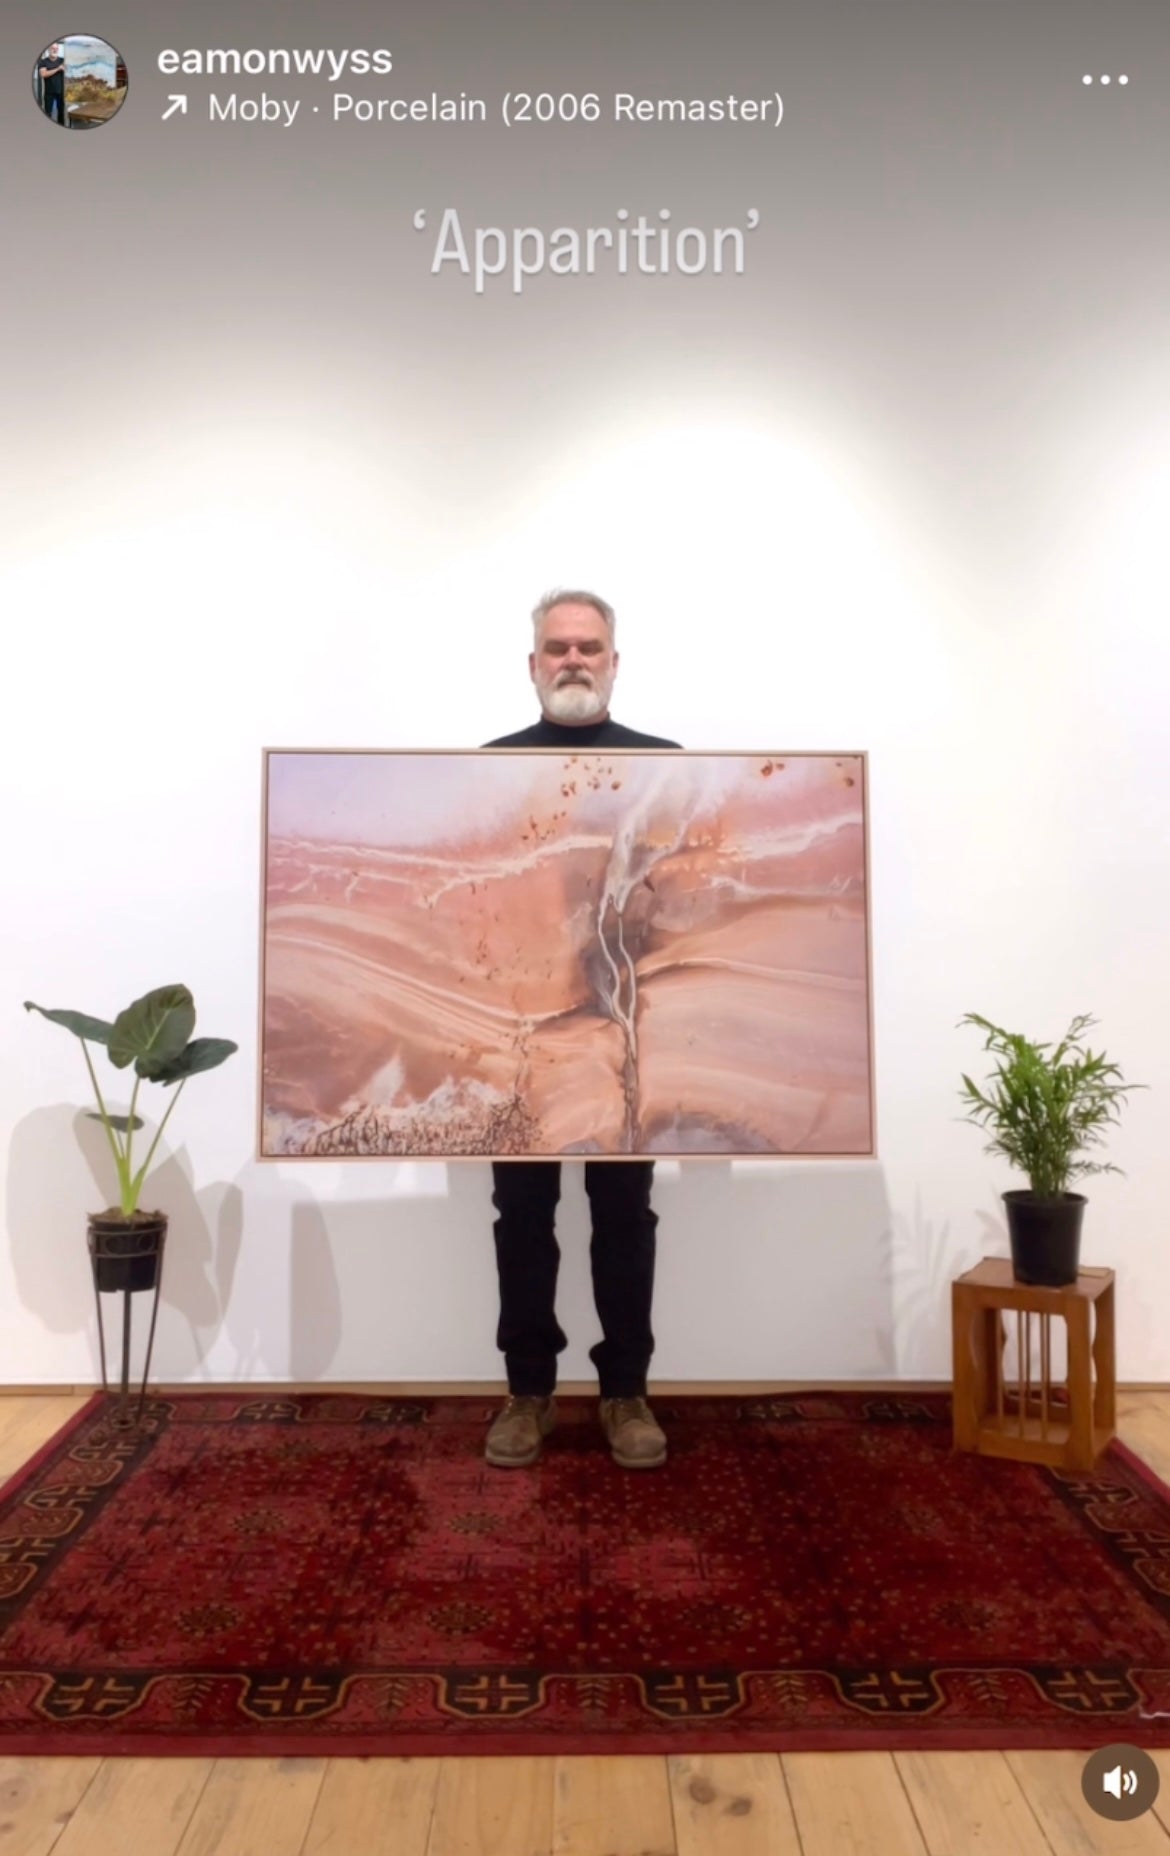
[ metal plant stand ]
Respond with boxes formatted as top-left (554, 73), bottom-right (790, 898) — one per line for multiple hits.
top-left (87, 1215), bottom-right (168, 1426)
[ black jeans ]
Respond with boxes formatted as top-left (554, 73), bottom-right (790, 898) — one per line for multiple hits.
top-left (491, 1161), bottom-right (658, 1398)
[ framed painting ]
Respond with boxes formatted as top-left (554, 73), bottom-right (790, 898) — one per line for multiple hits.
top-left (259, 750), bottom-right (874, 1159)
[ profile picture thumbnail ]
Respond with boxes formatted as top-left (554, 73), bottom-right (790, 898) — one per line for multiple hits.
top-left (33, 33), bottom-right (127, 129)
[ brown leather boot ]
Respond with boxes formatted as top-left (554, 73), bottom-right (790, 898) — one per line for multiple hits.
top-left (599, 1396), bottom-right (667, 1468)
top-left (484, 1394), bottom-right (557, 1467)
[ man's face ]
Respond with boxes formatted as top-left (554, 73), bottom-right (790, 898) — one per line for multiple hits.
top-left (530, 602), bottom-right (618, 722)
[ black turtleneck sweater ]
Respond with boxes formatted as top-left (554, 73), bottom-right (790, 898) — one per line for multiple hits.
top-left (483, 716), bottom-right (681, 749)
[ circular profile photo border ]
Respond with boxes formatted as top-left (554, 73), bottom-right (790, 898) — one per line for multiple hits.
top-left (32, 29), bottom-right (128, 130)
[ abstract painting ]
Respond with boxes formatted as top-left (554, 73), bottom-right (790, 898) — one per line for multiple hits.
top-left (260, 751), bottom-right (873, 1158)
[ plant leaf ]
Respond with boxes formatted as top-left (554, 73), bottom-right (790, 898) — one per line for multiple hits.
top-left (24, 1002), bottom-right (114, 1044)
top-left (150, 1037), bottom-right (239, 1084)
top-left (957, 1009), bottom-right (1142, 1195)
top-left (84, 1111), bottom-right (144, 1132)
top-left (108, 985), bottom-right (195, 1073)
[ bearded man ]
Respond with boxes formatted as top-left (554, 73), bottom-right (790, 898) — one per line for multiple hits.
top-left (481, 589), bottom-right (680, 1470)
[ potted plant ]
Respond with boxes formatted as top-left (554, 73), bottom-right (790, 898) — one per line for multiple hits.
top-left (957, 1011), bottom-right (1145, 1285)
top-left (24, 983), bottom-right (237, 1292)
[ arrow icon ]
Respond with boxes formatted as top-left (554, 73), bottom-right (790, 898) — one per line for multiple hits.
top-left (161, 95), bottom-right (187, 121)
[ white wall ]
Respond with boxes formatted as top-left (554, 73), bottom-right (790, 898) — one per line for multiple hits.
top-left (2, 0), bottom-right (1167, 1385)
top-left (4, 408), bottom-right (1165, 1387)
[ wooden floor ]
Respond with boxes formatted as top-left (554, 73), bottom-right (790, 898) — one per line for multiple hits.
top-left (1, 1390), bottom-right (1169, 1855)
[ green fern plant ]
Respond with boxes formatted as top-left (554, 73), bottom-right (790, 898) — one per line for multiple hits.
top-left (24, 984), bottom-right (237, 1217)
top-left (957, 1012), bottom-right (1144, 1200)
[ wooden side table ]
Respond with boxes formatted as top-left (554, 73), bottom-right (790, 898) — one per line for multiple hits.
top-left (952, 1257), bottom-right (1115, 1470)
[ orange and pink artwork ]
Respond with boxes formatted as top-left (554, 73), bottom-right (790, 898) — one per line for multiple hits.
top-left (260, 751), bottom-right (873, 1158)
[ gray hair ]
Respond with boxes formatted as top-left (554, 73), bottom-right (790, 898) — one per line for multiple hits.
top-left (531, 587), bottom-right (616, 644)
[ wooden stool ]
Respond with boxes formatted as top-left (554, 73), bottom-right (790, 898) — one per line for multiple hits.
top-left (951, 1257), bottom-right (1115, 1470)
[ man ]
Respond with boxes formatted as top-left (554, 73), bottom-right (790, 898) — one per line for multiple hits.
top-left (38, 43), bottom-right (65, 123)
top-left (482, 588), bottom-right (680, 1471)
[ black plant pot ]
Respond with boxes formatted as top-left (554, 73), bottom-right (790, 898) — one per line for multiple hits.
top-left (1003, 1190), bottom-right (1086, 1287)
top-left (87, 1211), bottom-right (167, 1293)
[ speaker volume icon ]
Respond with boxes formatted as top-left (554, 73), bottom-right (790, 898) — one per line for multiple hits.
top-left (1103, 1766), bottom-right (1139, 1798)
top-left (1082, 1745), bottom-right (1157, 1820)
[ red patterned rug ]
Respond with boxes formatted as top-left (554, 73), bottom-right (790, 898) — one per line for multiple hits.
top-left (2, 1390), bottom-right (1169, 1756)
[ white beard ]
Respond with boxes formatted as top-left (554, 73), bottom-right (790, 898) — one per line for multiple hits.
top-left (540, 675), bottom-right (610, 721)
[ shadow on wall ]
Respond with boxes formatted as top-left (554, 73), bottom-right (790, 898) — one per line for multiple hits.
top-left (648, 1162), bottom-right (993, 1381)
top-left (7, 1106), bottom-right (228, 1382)
top-left (5, 1104), bottom-right (497, 1383)
top-left (879, 1187), bottom-right (1010, 1381)
top-left (6, 1106), bottom-right (1001, 1384)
